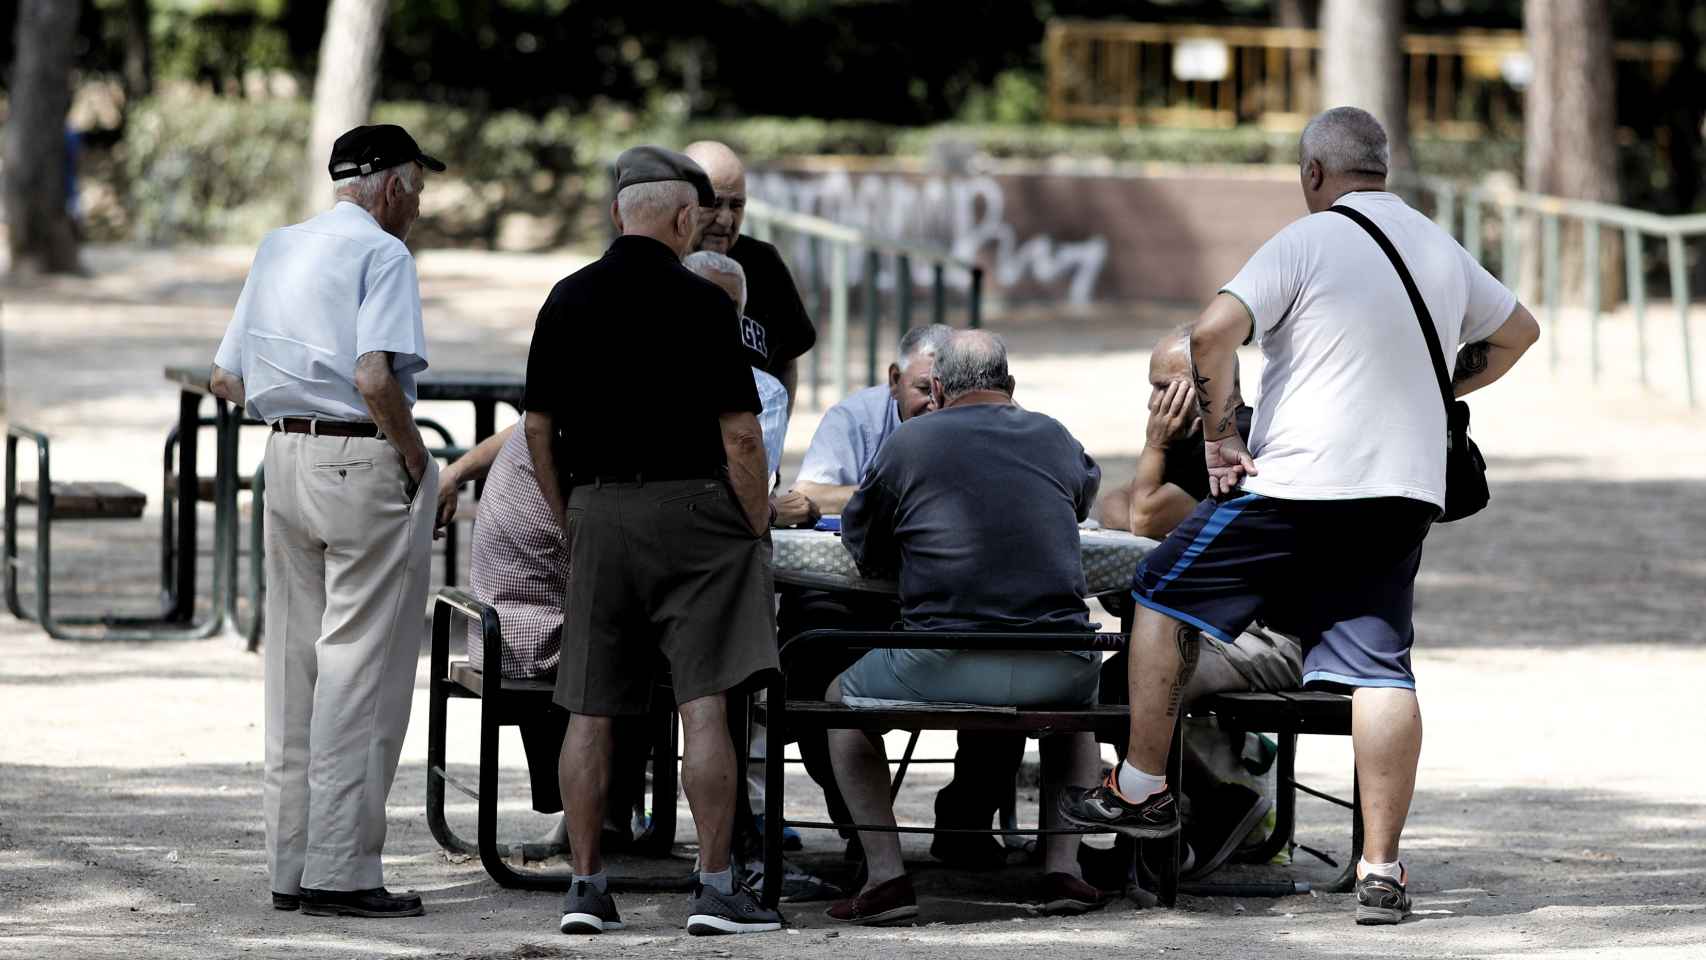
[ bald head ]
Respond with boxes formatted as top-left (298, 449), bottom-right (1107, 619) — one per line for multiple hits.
top-left (1149, 328), bottom-right (1191, 387)
top-left (685, 140), bottom-right (747, 253)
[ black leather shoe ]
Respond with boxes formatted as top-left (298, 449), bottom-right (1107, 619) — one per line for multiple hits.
top-left (299, 887), bottom-right (424, 918)
top-left (271, 892), bottom-right (300, 911)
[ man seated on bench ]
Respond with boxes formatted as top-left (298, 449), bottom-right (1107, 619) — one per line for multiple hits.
top-left (1095, 328), bottom-right (1302, 879)
top-left (825, 330), bottom-right (1106, 925)
top-left (787, 323), bottom-right (1025, 870)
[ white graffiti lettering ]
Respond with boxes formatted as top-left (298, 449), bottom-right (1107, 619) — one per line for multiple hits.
top-left (750, 170), bottom-right (1108, 305)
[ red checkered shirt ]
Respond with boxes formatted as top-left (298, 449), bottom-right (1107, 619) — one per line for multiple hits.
top-left (467, 427), bottom-right (569, 679)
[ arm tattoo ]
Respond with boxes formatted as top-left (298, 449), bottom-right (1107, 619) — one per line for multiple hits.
top-left (1453, 341), bottom-right (1490, 385)
top-left (1163, 622), bottom-right (1202, 721)
top-left (1214, 404), bottom-right (1236, 436)
top-left (1190, 367), bottom-right (1212, 419)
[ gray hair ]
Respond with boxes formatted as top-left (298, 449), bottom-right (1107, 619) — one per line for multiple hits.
top-left (1299, 106), bottom-right (1389, 178)
top-left (895, 323), bottom-right (953, 371)
top-left (933, 329), bottom-right (1010, 400)
top-left (616, 179), bottom-right (697, 227)
top-left (333, 162), bottom-right (421, 207)
top-left (682, 250), bottom-right (747, 312)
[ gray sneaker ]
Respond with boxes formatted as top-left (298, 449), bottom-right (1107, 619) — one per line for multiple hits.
top-left (559, 880), bottom-right (622, 934)
top-left (1355, 869), bottom-right (1411, 925)
top-left (686, 881), bottom-right (784, 935)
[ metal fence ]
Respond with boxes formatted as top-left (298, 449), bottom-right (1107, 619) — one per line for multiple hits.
top-left (1394, 172), bottom-right (1704, 407)
top-left (743, 198), bottom-right (984, 408)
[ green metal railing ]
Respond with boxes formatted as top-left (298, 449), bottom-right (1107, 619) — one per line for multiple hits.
top-left (743, 198), bottom-right (984, 408)
top-left (1394, 172), bottom-right (1704, 407)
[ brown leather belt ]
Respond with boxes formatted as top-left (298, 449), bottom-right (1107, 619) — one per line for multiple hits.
top-left (271, 418), bottom-right (382, 438)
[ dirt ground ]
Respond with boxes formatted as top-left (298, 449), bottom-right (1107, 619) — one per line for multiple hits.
top-left (1, 245), bottom-right (1704, 959)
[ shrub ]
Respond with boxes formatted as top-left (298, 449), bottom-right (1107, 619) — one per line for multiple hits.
top-left (104, 90), bottom-right (1536, 247)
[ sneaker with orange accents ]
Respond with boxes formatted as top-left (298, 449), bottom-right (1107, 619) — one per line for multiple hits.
top-left (1057, 771), bottom-right (1180, 839)
top-left (1355, 866), bottom-right (1411, 925)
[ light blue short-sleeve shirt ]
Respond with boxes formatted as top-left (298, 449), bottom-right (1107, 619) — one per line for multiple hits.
top-left (794, 384), bottom-right (900, 487)
top-left (214, 201), bottom-right (429, 422)
top-left (753, 366), bottom-right (789, 480)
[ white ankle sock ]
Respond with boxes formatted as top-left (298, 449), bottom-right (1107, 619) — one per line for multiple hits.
top-left (1115, 760), bottom-right (1167, 800)
top-left (1358, 858), bottom-right (1403, 882)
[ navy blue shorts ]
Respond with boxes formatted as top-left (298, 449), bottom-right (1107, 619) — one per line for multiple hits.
top-left (1130, 494), bottom-right (1437, 690)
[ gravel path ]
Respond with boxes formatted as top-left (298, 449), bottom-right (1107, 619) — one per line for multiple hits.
top-left (1, 245), bottom-right (1702, 959)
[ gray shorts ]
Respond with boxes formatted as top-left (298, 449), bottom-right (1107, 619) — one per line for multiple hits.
top-left (555, 478), bottom-right (779, 716)
top-left (840, 648), bottom-right (1101, 708)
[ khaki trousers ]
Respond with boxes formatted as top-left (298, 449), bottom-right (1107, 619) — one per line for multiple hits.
top-left (261, 432), bottom-right (438, 893)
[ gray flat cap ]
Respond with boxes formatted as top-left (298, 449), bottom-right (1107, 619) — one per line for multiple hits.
top-left (614, 145), bottom-right (716, 208)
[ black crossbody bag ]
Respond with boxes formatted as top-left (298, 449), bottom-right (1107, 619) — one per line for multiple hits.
top-left (1329, 204), bottom-right (1489, 523)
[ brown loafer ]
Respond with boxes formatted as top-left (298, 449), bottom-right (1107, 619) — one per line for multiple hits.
top-left (1035, 872), bottom-right (1107, 916)
top-left (826, 875), bottom-right (918, 926)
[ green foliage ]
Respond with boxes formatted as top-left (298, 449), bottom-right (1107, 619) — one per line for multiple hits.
top-left (110, 91), bottom-right (1535, 247)
top-left (958, 70), bottom-right (1049, 125)
top-left (121, 94), bottom-right (308, 243)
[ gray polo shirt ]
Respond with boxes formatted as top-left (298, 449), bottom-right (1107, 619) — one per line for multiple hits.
top-left (841, 401), bottom-right (1101, 635)
top-left (795, 385), bottom-right (899, 487)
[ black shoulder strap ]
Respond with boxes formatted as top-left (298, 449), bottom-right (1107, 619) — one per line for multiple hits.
top-left (1328, 204), bottom-right (1454, 413)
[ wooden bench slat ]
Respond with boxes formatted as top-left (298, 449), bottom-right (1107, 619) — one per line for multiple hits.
top-left (774, 700), bottom-right (1129, 733)
top-left (1197, 690), bottom-right (1352, 734)
top-left (18, 481), bottom-right (147, 520)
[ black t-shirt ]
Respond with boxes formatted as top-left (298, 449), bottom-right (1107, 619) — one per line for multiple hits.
top-left (727, 236), bottom-right (816, 377)
top-left (1161, 405), bottom-right (1254, 502)
top-left (523, 235), bottom-right (760, 489)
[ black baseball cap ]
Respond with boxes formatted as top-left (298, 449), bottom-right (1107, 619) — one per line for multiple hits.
top-left (614, 145), bottom-right (716, 207)
top-left (328, 124), bottom-right (446, 181)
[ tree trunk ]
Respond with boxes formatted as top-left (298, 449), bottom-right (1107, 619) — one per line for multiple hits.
top-left (124, 0), bottom-right (154, 103)
top-left (299, 0), bottom-right (389, 220)
top-left (1524, 0), bottom-right (1620, 305)
top-left (1319, 0), bottom-right (1411, 171)
top-left (1274, 0), bottom-right (1318, 30)
top-left (3, 0), bottom-right (83, 276)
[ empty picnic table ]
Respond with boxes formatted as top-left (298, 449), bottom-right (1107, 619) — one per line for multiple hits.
top-left (162, 364), bottom-right (525, 645)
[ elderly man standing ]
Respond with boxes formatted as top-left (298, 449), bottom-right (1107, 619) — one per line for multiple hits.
top-left (684, 140), bottom-right (816, 404)
top-left (525, 145), bottom-right (783, 937)
top-left (209, 124), bottom-right (444, 918)
top-left (1061, 107), bottom-right (1539, 925)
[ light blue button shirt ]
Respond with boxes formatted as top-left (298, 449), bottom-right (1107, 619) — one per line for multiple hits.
top-left (214, 202), bottom-right (428, 422)
top-left (753, 367), bottom-right (789, 482)
top-left (795, 384), bottom-right (900, 487)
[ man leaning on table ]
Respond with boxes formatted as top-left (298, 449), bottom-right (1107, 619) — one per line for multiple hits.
top-left (209, 123), bottom-right (443, 919)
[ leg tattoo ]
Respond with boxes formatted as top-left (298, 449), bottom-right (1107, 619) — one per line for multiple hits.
top-left (1163, 623), bottom-right (1201, 720)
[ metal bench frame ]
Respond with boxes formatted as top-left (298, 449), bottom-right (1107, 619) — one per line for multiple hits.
top-left (758, 628), bottom-right (1363, 909)
top-left (760, 628), bottom-right (1151, 908)
top-left (4, 424), bottom-right (181, 641)
top-left (425, 587), bottom-right (685, 891)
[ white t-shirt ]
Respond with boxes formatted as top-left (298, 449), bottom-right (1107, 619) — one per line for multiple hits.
top-left (215, 201), bottom-right (429, 422)
top-left (1220, 191), bottom-right (1516, 508)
